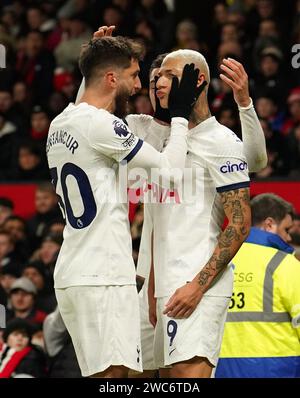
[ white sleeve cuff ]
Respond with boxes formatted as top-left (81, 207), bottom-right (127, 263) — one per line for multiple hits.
top-left (238, 98), bottom-right (253, 111)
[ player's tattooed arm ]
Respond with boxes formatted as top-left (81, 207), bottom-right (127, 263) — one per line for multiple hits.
top-left (163, 187), bottom-right (251, 319)
top-left (197, 187), bottom-right (251, 290)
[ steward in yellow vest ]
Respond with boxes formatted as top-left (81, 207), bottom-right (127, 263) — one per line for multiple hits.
top-left (216, 194), bottom-right (300, 378)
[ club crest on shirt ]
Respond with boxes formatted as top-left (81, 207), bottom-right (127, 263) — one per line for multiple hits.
top-left (113, 120), bottom-right (129, 137)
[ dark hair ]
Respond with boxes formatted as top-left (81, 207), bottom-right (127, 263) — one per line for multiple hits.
top-left (0, 229), bottom-right (13, 243)
top-left (251, 193), bottom-right (294, 226)
top-left (36, 181), bottom-right (56, 194)
top-left (3, 318), bottom-right (33, 343)
top-left (79, 36), bottom-right (143, 86)
top-left (23, 260), bottom-right (47, 279)
top-left (0, 197), bottom-right (14, 210)
top-left (149, 53), bottom-right (169, 75)
top-left (4, 215), bottom-right (26, 226)
top-left (19, 142), bottom-right (41, 157)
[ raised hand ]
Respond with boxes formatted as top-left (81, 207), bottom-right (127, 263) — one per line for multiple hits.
top-left (93, 25), bottom-right (115, 40)
top-left (220, 58), bottom-right (251, 108)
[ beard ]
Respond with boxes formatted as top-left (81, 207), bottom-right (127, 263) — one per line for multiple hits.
top-left (114, 86), bottom-right (131, 119)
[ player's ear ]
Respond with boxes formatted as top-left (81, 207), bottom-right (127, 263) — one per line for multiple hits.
top-left (263, 217), bottom-right (276, 233)
top-left (197, 73), bottom-right (206, 88)
top-left (106, 71), bottom-right (118, 88)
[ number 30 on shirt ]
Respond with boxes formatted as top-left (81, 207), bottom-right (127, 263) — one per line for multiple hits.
top-left (50, 163), bottom-right (97, 229)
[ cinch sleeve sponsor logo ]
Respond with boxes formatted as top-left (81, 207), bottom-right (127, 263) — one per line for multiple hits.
top-left (220, 161), bottom-right (248, 174)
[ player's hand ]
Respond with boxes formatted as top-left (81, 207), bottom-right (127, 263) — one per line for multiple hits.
top-left (168, 63), bottom-right (207, 121)
top-left (93, 25), bottom-right (115, 39)
top-left (163, 280), bottom-right (204, 319)
top-left (148, 294), bottom-right (157, 327)
top-left (220, 58), bottom-right (251, 108)
top-left (154, 76), bottom-right (171, 124)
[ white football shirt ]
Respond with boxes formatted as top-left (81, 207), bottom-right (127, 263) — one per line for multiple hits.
top-left (47, 104), bottom-right (188, 288)
top-left (152, 116), bottom-right (250, 298)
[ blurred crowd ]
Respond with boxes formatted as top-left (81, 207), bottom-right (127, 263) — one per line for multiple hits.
top-left (0, 0), bottom-right (300, 377)
top-left (0, 0), bottom-right (300, 180)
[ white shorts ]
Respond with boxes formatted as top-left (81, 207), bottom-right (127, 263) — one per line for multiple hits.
top-left (139, 284), bottom-right (157, 370)
top-left (55, 285), bottom-right (143, 377)
top-left (154, 295), bottom-right (230, 368)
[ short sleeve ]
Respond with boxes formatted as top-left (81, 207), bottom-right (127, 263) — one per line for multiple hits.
top-left (88, 111), bottom-right (143, 162)
top-left (206, 135), bottom-right (250, 193)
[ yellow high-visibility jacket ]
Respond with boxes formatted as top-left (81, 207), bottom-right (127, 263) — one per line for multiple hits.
top-left (216, 228), bottom-right (300, 378)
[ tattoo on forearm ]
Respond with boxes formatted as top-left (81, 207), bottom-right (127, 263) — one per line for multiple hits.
top-left (219, 226), bottom-right (239, 248)
top-left (216, 249), bottom-right (231, 271)
top-left (233, 200), bottom-right (243, 224)
top-left (197, 188), bottom-right (250, 289)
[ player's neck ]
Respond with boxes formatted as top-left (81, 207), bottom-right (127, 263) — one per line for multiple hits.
top-left (78, 90), bottom-right (115, 113)
top-left (188, 100), bottom-right (211, 129)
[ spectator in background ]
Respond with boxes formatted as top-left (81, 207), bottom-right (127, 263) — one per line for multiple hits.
top-left (8, 142), bottom-right (50, 182)
top-left (255, 94), bottom-right (284, 132)
top-left (30, 105), bottom-right (50, 141)
top-left (47, 91), bottom-right (69, 119)
top-left (216, 40), bottom-right (243, 76)
top-left (15, 30), bottom-right (56, 104)
top-left (27, 183), bottom-right (62, 250)
top-left (12, 81), bottom-right (32, 131)
top-left (0, 198), bottom-right (14, 228)
top-left (102, 4), bottom-right (128, 36)
top-left (1, 8), bottom-right (21, 38)
top-left (288, 124), bottom-right (300, 177)
top-left (217, 105), bottom-right (241, 137)
top-left (0, 112), bottom-right (19, 180)
top-left (47, 219), bottom-right (65, 236)
top-left (282, 87), bottom-right (300, 135)
top-left (22, 261), bottom-right (56, 314)
top-left (220, 22), bottom-right (240, 45)
top-left (54, 14), bottom-right (92, 72)
top-left (173, 19), bottom-right (206, 53)
top-left (135, 0), bottom-right (173, 50)
top-left (3, 216), bottom-right (31, 261)
top-left (29, 105), bottom-right (51, 147)
top-left (252, 18), bottom-right (282, 71)
top-left (0, 230), bottom-right (22, 274)
top-left (35, 233), bottom-right (62, 279)
top-left (212, 2), bottom-right (229, 43)
top-left (255, 118), bottom-right (289, 179)
top-left (0, 90), bottom-right (23, 130)
top-left (211, 76), bottom-right (235, 114)
top-left (7, 277), bottom-right (47, 328)
top-left (0, 318), bottom-right (46, 378)
top-left (253, 46), bottom-right (288, 107)
top-left (25, 6), bottom-right (56, 35)
top-left (53, 69), bottom-right (76, 102)
top-left (0, 265), bottom-right (19, 295)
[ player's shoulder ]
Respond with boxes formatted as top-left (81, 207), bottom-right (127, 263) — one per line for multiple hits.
top-left (89, 108), bottom-right (133, 143)
top-left (205, 117), bottom-right (243, 155)
top-left (126, 114), bottom-right (153, 134)
top-left (126, 113), bottom-right (153, 124)
top-left (213, 118), bottom-right (241, 144)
